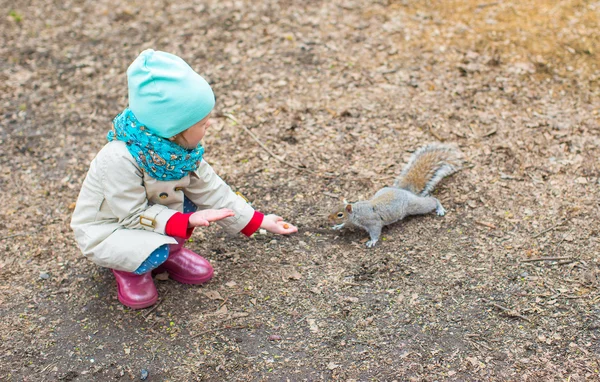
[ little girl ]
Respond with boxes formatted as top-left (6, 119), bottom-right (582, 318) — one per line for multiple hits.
top-left (71, 49), bottom-right (297, 309)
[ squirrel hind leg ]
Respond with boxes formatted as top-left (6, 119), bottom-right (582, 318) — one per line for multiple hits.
top-left (435, 199), bottom-right (446, 216)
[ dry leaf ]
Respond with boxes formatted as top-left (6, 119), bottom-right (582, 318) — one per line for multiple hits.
top-left (215, 305), bottom-right (228, 316)
top-left (466, 356), bottom-right (483, 369)
top-left (203, 291), bottom-right (224, 300)
top-left (282, 269), bottom-right (302, 281)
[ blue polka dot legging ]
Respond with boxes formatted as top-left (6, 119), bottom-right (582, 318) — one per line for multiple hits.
top-left (132, 244), bottom-right (169, 275)
top-left (132, 196), bottom-right (198, 275)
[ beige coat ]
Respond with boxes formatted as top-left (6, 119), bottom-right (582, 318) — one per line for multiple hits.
top-left (70, 141), bottom-right (255, 272)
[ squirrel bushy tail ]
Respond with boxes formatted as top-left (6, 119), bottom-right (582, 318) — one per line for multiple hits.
top-left (393, 143), bottom-right (462, 196)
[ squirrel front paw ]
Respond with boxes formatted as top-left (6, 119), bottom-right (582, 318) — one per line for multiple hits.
top-left (435, 201), bottom-right (446, 216)
top-left (332, 223), bottom-right (345, 230)
top-left (365, 239), bottom-right (378, 248)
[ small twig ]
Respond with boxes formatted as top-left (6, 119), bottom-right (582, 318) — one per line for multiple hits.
top-left (191, 324), bottom-right (248, 338)
top-left (499, 173), bottom-right (523, 181)
top-left (224, 113), bottom-right (383, 181)
top-left (481, 128), bottom-right (497, 138)
top-left (380, 66), bottom-right (399, 75)
top-left (465, 334), bottom-right (492, 350)
top-left (475, 220), bottom-right (497, 229)
top-left (224, 113), bottom-right (323, 176)
top-left (477, 2), bottom-right (499, 9)
top-left (217, 291), bottom-right (251, 309)
top-left (482, 298), bottom-right (531, 323)
top-left (468, 339), bottom-right (492, 351)
top-left (40, 362), bottom-right (58, 374)
top-left (551, 228), bottom-right (574, 256)
top-left (295, 315), bottom-right (309, 325)
top-left (348, 338), bottom-right (372, 346)
top-left (144, 291), bottom-right (169, 320)
top-left (1, 222), bottom-right (59, 241)
top-left (520, 256), bottom-right (573, 263)
top-left (532, 219), bottom-right (568, 238)
top-left (557, 259), bottom-right (576, 265)
top-left (0, 233), bottom-right (29, 240)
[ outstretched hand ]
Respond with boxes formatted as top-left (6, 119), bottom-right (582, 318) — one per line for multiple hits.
top-left (188, 208), bottom-right (235, 228)
top-left (260, 214), bottom-right (298, 235)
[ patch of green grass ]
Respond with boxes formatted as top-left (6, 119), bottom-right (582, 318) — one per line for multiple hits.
top-left (9, 10), bottom-right (23, 23)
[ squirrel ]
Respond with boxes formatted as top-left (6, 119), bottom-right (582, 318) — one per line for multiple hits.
top-left (328, 143), bottom-right (462, 247)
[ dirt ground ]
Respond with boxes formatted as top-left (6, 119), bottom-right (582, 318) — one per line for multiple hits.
top-left (1, 0), bottom-right (600, 380)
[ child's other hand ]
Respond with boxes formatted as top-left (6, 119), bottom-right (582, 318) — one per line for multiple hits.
top-left (189, 208), bottom-right (235, 227)
top-left (260, 214), bottom-right (298, 235)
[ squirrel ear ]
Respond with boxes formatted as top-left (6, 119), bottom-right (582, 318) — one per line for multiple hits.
top-left (345, 204), bottom-right (353, 213)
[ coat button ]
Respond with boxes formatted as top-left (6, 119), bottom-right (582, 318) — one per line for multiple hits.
top-left (159, 192), bottom-right (168, 199)
top-left (174, 187), bottom-right (183, 191)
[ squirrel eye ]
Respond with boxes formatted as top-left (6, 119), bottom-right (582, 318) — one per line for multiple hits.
top-left (337, 212), bottom-right (344, 218)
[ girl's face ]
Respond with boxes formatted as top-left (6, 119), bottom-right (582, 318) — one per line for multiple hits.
top-left (172, 114), bottom-right (211, 149)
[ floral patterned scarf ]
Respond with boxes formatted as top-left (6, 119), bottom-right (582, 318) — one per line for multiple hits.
top-left (107, 108), bottom-right (204, 181)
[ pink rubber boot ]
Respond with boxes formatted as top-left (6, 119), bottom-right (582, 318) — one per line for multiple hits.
top-left (154, 239), bottom-right (213, 284)
top-left (112, 269), bottom-right (158, 309)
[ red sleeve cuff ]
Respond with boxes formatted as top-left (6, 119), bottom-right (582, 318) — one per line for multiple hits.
top-left (165, 212), bottom-right (195, 239)
top-left (240, 211), bottom-right (264, 237)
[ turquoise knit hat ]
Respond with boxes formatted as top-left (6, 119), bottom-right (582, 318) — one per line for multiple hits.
top-left (127, 49), bottom-right (215, 138)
